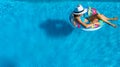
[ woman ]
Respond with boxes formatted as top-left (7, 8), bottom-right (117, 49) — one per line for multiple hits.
top-left (72, 5), bottom-right (118, 28)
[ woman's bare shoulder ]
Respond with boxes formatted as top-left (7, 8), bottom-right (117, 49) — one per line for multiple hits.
top-left (74, 16), bottom-right (80, 20)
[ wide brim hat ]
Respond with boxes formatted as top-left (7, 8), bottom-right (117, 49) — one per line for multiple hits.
top-left (73, 4), bottom-right (87, 15)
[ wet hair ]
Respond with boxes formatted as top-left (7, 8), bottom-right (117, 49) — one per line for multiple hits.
top-left (73, 14), bottom-right (81, 17)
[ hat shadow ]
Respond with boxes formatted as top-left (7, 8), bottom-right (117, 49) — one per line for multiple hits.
top-left (40, 19), bottom-right (74, 37)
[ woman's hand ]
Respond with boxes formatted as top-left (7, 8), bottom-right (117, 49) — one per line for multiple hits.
top-left (84, 19), bottom-right (88, 23)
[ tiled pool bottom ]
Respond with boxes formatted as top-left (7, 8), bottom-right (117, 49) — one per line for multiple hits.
top-left (0, 1), bottom-right (120, 67)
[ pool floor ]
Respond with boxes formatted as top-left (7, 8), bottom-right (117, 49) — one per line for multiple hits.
top-left (0, 1), bottom-right (120, 67)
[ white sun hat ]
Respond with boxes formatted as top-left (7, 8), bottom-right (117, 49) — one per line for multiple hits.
top-left (73, 4), bottom-right (87, 15)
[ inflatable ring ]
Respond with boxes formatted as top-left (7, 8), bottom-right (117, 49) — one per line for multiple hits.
top-left (82, 20), bottom-right (104, 31)
top-left (69, 7), bottom-right (104, 31)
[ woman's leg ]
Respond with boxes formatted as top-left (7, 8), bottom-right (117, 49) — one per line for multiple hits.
top-left (97, 14), bottom-right (117, 28)
top-left (97, 14), bottom-right (118, 21)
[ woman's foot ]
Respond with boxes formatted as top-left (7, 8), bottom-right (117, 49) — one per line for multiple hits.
top-left (111, 24), bottom-right (117, 28)
top-left (109, 17), bottom-right (118, 20)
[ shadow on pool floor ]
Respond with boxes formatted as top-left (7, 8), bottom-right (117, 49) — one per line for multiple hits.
top-left (0, 57), bottom-right (17, 67)
top-left (14, 0), bottom-right (120, 2)
top-left (40, 19), bottom-right (74, 37)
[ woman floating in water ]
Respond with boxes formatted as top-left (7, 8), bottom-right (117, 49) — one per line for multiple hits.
top-left (70, 4), bottom-right (118, 29)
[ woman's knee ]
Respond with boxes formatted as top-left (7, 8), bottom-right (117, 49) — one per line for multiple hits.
top-left (97, 14), bottom-right (106, 19)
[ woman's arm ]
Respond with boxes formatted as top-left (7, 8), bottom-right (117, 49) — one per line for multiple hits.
top-left (75, 17), bottom-right (93, 28)
top-left (73, 21), bottom-right (77, 27)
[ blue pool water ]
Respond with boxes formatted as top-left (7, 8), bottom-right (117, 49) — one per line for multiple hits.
top-left (0, 0), bottom-right (120, 67)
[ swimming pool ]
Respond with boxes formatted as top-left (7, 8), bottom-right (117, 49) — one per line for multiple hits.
top-left (0, 0), bottom-right (120, 67)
